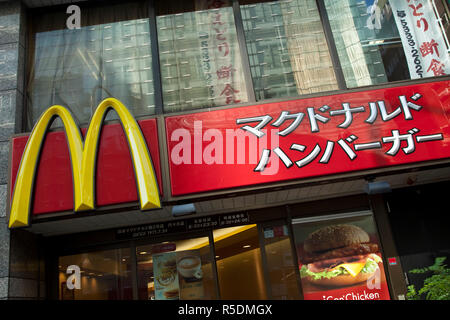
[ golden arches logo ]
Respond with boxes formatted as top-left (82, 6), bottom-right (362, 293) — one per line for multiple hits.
top-left (9, 98), bottom-right (160, 228)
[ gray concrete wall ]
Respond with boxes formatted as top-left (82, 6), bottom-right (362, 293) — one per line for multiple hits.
top-left (0, 0), bottom-right (43, 300)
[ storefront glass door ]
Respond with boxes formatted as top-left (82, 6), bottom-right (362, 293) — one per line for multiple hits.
top-left (213, 224), bottom-right (268, 299)
top-left (260, 222), bottom-right (302, 299)
top-left (57, 219), bottom-right (312, 300)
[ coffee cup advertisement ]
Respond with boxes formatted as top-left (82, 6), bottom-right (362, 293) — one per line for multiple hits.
top-left (292, 214), bottom-right (391, 300)
top-left (153, 250), bottom-right (204, 300)
top-left (153, 252), bottom-right (180, 300)
top-left (177, 250), bottom-right (205, 300)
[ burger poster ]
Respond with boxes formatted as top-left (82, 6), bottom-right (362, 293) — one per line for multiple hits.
top-left (153, 252), bottom-right (180, 300)
top-left (293, 213), bottom-right (391, 300)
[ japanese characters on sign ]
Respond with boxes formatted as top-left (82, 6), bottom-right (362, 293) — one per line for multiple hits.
top-left (188, 216), bottom-right (219, 230)
top-left (212, 8), bottom-right (241, 105)
top-left (237, 92), bottom-right (443, 173)
top-left (166, 81), bottom-right (450, 196)
top-left (391, 0), bottom-right (450, 78)
top-left (116, 213), bottom-right (250, 240)
top-left (186, 213), bottom-right (250, 230)
top-left (218, 213), bottom-right (250, 227)
top-left (116, 223), bottom-right (171, 239)
top-left (196, 0), bottom-right (245, 106)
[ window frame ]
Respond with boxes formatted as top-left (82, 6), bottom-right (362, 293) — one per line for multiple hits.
top-left (24, 0), bottom-right (450, 131)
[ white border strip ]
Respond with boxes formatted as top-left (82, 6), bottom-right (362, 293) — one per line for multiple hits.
top-left (292, 210), bottom-right (373, 225)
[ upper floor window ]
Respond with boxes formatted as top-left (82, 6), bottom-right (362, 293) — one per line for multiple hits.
top-left (241, 0), bottom-right (450, 98)
top-left (27, 1), bottom-right (154, 128)
top-left (241, 0), bottom-right (339, 100)
top-left (156, 0), bottom-right (249, 112)
top-left (324, 0), bottom-right (450, 87)
top-left (25, 0), bottom-right (450, 128)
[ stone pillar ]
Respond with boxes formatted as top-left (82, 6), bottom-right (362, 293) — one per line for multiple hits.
top-left (0, 0), bottom-right (43, 300)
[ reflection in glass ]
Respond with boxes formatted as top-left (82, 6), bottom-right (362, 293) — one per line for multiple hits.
top-left (241, 0), bottom-right (338, 100)
top-left (157, 1), bottom-right (248, 112)
top-left (324, 0), bottom-right (410, 87)
top-left (27, 2), bottom-right (155, 128)
top-left (58, 248), bottom-right (132, 300)
top-left (434, 0), bottom-right (450, 42)
top-left (262, 224), bottom-right (302, 299)
top-left (136, 237), bottom-right (217, 300)
top-left (213, 225), bottom-right (268, 299)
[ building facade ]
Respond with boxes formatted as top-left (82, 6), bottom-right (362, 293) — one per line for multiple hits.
top-left (0, 0), bottom-right (449, 300)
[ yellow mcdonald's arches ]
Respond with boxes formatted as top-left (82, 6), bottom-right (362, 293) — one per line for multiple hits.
top-left (9, 98), bottom-right (160, 229)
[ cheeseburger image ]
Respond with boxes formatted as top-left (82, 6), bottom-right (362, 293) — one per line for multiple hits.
top-left (300, 224), bottom-right (382, 287)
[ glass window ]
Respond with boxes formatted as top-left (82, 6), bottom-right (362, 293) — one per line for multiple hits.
top-left (136, 236), bottom-right (218, 300)
top-left (156, 0), bottom-right (249, 112)
top-left (27, 1), bottom-right (155, 128)
top-left (213, 224), bottom-right (268, 299)
top-left (434, 0), bottom-right (450, 42)
top-left (324, 0), bottom-right (450, 88)
top-left (241, 0), bottom-right (339, 100)
top-left (58, 248), bottom-right (132, 300)
top-left (262, 222), bottom-right (302, 299)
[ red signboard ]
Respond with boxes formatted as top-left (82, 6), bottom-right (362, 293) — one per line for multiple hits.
top-left (166, 81), bottom-right (450, 196)
top-left (302, 282), bottom-right (391, 300)
top-left (10, 118), bottom-right (162, 215)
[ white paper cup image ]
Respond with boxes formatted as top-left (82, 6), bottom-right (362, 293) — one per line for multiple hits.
top-left (177, 255), bottom-right (202, 279)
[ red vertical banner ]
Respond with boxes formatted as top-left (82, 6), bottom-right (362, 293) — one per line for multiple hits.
top-left (194, 0), bottom-right (248, 106)
top-left (391, 0), bottom-right (450, 78)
